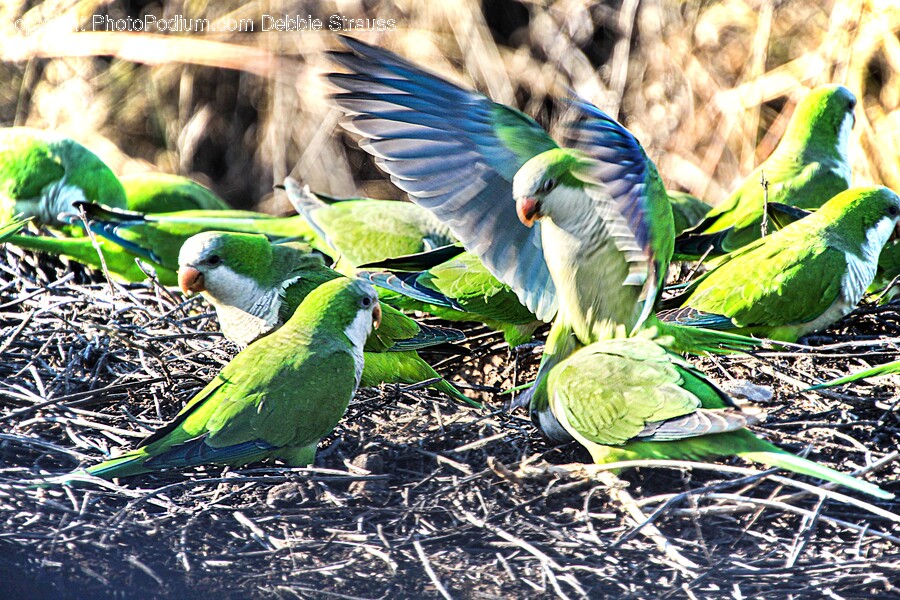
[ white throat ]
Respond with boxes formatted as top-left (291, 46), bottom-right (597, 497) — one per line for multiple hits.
top-left (343, 309), bottom-right (373, 386)
top-left (203, 266), bottom-right (283, 345)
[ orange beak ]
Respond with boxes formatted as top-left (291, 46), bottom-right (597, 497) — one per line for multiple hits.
top-left (516, 196), bottom-right (540, 227)
top-left (178, 266), bottom-right (206, 295)
top-left (372, 302), bottom-right (382, 329)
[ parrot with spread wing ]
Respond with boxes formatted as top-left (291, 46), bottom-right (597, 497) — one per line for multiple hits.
top-left (660, 187), bottom-right (900, 342)
top-left (541, 336), bottom-right (892, 499)
top-left (326, 36), bottom-right (760, 379)
top-left (0, 127), bottom-right (126, 226)
top-left (178, 231), bottom-right (477, 406)
top-left (674, 85), bottom-right (856, 258)
top-left (66, 277), bottom-right (381, 480)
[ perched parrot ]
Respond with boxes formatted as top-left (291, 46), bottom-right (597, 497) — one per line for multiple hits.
top-left (177, 231), bottom-right (477, 406)
top-left (326, 36), bottom-right (760, 386)
top-left (0, 127), bottom-right (127, 225)
top-left (809, 359), bottom-right (900, 389)
top-left (659, 187), bottom-right (900, 342)
top-left (667, 190), bottom-right (712, 236)
top-left (542, 336), bottom-right (892, 499)
top-left (120, 173), bottom-right (230, 212)
top-left (67, 277), bottom-right (382, 480)
top-left (674, 85), bottom-right (857, 258)
top-left (283, 178), bottom-right (544, 346)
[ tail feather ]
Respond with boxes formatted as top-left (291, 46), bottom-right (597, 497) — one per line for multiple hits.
top-left (84, 449), bottom-right (152, 480)
top-left (673, 228), bottom-right (731, 260)
top-left (809, 359), bottom-right (900, 389)
top-left (650, 319), bottom-right (764, 355)
top-left (392, 322), bottom-right (466, 351)
top-left (362, 270), bottom-right (464, 310)
top-left (359, 244), bottom-right (465, 271)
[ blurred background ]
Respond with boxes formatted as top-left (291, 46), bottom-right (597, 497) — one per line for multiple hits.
top-left (2, 0), bottom-right (899, 214)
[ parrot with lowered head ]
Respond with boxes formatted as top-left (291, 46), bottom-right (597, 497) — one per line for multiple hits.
top-left (541, 335), bottom-right (892, 499)
top-left (0, 127), bottom-right (126, 226)
top-left (660, 187), bottom-right (900, 342)
top-left (66, 277), bottom-right (382, 480)
top-left (178, 231), bottom-right (477, 406)
top-left (674, 84), bottom-right (857, 258)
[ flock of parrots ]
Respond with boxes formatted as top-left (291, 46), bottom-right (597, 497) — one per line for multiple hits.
top-left (4, 37), bottom-right (898, 499)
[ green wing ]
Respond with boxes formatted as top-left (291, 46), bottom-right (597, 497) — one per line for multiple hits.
top-left (121, 173), bottom-right (230, 212)
top-left (329, 36), bottom-right (560, 321)
top-left (682, 239), bottom-right (846, 329)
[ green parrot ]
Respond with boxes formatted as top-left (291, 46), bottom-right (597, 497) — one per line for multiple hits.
top-left (120, 173), bottom-right (230, 212)
top-left (0, 127), bottom-right (127, 225)
top-left (283, 178), bottom-right (545, 347)
top-left (674, 85), bottom-right (857, 258)
top-left (327, 37), bottom-right (759, 377)
top-left (809, 359), bottom-right (900, 389)
top-left (756, 200), bottom-right (900, 304)
top-left (542, 336), bottom-right (892, 499)
top-left (177, 231), bottom-right (477, 406)
top-left (668, 190), bottom-right (712, 236)
top-left (282, 177), bottom-right (455, 274)
top-left (60, 277), bottom-right (382, 480)
top-left (660, 187), bottom-right (900, 342)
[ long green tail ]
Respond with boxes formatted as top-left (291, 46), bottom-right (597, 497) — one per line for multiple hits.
top-left (651, 318), bottom-right (764, 355)
top-left (809, 359), bottom-right (900, 389)
top-left (84, 448), bottom-right (153, 480)
top-left (593, 430), bottom-right (892, 500)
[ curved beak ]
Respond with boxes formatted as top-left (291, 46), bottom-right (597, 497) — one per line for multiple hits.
top-left (372, 302), bottom-right (382, 330)
top-left (178, 266), bottom-right (206, 295)
top-left (516, 196), bottom-right (541, 228)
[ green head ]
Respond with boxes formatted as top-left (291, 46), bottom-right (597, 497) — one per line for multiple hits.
top-left (779, 84), bottom-right (856, 157)
top-left (814, 187), bottom-right (900, 244)
top-left (512, 148), bottom-right (584, 227)
top-left (290, 277), bottom-right (382, 346)
top-left (178, 231), bottom-right (322, 309)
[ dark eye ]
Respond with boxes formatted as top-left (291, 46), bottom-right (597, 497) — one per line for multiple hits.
top-left (360, 296), bottom-right (372, 308)
top-left (207, 254), bottom-right (222, 266)
top-left (848, 97), bottom-right (857, 111)
top-left (889, 205), bottom-right (898, 217)
top-left (540, 178), bottom-right (556, 194)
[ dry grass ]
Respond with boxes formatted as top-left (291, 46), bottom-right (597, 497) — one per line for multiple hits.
top-left (2, 1), bottom-right (900, 598)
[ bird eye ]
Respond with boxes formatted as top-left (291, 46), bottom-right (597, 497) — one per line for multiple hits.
top-left (540, 178), bottom-right (556, 194)
top-left (360, 296), bottom-right (372, 307)
top-left (889, 205), bottom-right (899, 217)
top-left (848, 97), bottom-right (857, 111)
top-left (207, 254), bottom-right (222, 266)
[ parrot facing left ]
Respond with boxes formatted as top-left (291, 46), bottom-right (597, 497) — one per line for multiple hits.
top-left (178, 231), bottom-right (477, 406)
top-left (66, 277), bottom-right (382, 480)
top-left (0, 127), bottom-right (127, 226)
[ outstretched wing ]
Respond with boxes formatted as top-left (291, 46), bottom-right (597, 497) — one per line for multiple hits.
top-left (328, 36), bottom-right (559, 321)
top-left (562, 98), bottom-right (674, 330)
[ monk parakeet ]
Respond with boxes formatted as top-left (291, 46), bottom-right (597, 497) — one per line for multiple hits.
top-left (542, 336), bottom-right (892, 499)
top-left (675, 85), bottom-right (856, 258)
top-left (65, 277), bottom-right (381, 480)
top-left (178, 231), bottom-right (477, 406)
top-left (327, 37), bottom-right (759, 374)
top-left (121, 173), bottom-right (230, 212)
top-left (668, 191), bottom-right (712, 236)
top-left (660, 187), bottom-right (900, 342)
top-left (0, 127), bottom-right (126, 226)
top-left (283, 178), bottom-right (544, 346)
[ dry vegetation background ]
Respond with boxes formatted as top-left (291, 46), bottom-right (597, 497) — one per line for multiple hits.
top-left (1, 0), bottom-right (900, 598)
